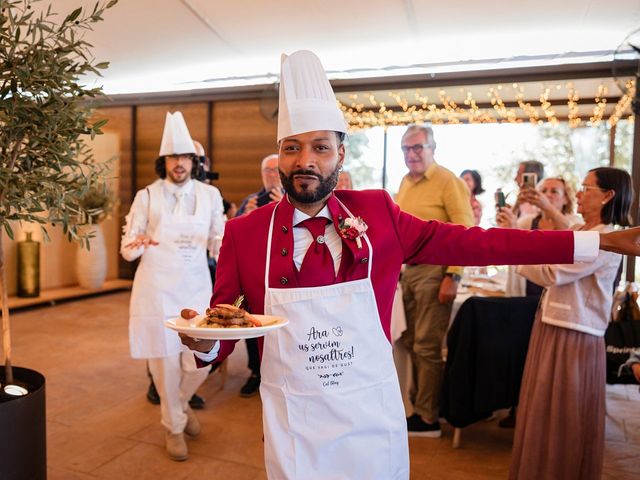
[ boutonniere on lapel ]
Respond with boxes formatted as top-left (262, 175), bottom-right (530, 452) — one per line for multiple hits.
top-left (338, 216), bottom-right (368, 249)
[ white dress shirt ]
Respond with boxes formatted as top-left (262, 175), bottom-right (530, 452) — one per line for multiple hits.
top-left (120, 179), bottom-right (224, 261)
top-left (292, 205), bottom-right (342, 275)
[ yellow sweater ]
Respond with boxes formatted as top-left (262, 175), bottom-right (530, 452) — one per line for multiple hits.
top-left (396, 162), bottom-right (473, 275)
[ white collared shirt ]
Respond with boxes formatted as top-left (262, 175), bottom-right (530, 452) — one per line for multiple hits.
top-left (120, 178), bottom-right (224, 262)
top-left (292, 205), bottom-right (342, 275)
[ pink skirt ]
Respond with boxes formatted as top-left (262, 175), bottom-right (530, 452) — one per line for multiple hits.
top-left (509, 317), bottom-right (605, 480)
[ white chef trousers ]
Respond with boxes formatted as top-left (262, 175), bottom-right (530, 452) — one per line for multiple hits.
top-left (148, 349), bottom-right (208, 434)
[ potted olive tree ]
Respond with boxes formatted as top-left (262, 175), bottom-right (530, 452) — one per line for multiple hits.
top-left (0, 1), bottom-right (117, 478)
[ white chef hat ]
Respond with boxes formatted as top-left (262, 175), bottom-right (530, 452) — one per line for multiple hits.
top-left (159, 112), bottom-right (196, 156)
top-left (277, 50), bottom-right (347, 143)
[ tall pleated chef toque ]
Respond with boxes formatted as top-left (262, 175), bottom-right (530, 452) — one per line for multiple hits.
top-left (159, 111), bottom-right (196, 156)
top-left (277, 50), bottom-right (348, 143)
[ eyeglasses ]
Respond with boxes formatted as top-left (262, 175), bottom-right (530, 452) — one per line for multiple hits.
top-left (578, 184), bottom-right (606, 194)
top-left (401, 143), bottom-right (432, 155)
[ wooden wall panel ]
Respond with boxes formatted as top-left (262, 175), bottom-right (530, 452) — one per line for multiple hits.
top-left (136, 103), bottom-right (209, 190)
top-left (94, 99), bottom-right (278, 279)
top-left (211, 99), bottom-right (278, 206)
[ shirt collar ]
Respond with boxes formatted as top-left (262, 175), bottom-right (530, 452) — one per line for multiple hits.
top-left (424, 161), bottom-right (437, 180)
top-left (163, 178), bottom-right (194, 195)
top-left (293, 204), bottom-right (332, 227)
top-left (403, 161), bottom-right (437, 183)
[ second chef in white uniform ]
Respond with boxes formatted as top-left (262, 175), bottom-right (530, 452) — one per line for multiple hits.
top-left (121, 112), bottom-right (225, 461)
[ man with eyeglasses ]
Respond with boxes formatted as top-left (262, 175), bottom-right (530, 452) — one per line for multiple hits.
top-left (234, 153), bottom-right (284, 397)
top-left (120, 112), bottom-right (225, 461)
top-left (396, 124), bottom-right (474, 438)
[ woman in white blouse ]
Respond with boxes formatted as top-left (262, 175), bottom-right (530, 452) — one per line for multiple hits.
top-left (509, 167), bottom-right (633, 480)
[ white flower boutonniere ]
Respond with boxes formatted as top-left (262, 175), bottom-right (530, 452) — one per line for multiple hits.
top-left (338, 216), bottom-right (368, 249)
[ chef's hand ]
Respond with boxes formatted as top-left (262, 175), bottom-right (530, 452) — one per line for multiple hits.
top-left (600, 228), bottom-right (640, 256)
top-left (178, 308), bottom-right (217, 353)
top-left (269, 187), bottom-right (284, 203)
top-left (632, 363), bottom-right (640, 383)
top-left (124, 234), bottom-right (159, 249)
top-left (179, 333), bottom-right (217, 353)
top-left (438, 275), bottom-right (459, 304)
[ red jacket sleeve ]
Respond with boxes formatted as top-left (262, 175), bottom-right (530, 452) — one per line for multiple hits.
top-left (384, 191), bottom-right (575, 266)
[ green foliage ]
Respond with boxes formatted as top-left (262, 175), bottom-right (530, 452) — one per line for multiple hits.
top-left (0, 0), bottom-right (118, 248)
top-left (78, 180), bottom-right (115, 224)
top-left (493, 122), bottom-right (628, 190)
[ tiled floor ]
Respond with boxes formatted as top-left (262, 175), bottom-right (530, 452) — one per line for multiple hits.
top-left (6, 291), bottom-right (640, 479)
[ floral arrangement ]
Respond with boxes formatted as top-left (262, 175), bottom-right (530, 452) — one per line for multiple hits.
top-left (338, 216), bottom-right (368, 249)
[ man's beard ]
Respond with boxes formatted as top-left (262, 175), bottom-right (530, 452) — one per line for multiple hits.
top-left (280, 166), bottom-right (340, 204)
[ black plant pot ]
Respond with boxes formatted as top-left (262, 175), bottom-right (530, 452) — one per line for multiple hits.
top-left (0, 366), bottom-right (46, 480)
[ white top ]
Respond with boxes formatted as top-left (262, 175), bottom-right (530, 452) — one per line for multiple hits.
top-left (517, 224), bottom-right (620, 336)
top-left (120, 179), bottom-right (225, 261)
top-left (505, 212), bottom-right (585, 296)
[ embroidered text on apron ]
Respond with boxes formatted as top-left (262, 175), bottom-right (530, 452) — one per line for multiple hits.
top-left (129, 182), bottom-right (212, 358)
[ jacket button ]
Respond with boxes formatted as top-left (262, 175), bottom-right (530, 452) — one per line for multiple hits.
top-left (282, 226), bottom-right (288, 233)
top-left (280, 276), bottom-right (288, 285)
top-left (281, 248), bottom-right (288, 256)
top-left (360, 257), bottom-right (369, 264)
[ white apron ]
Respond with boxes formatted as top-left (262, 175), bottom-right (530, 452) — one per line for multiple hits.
top-left (129, 182), bottom-right (212, 359)
top-left (261, 201), bottom-right (409, 480)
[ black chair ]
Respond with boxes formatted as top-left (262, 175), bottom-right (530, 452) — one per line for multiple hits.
top-left (441, 295), bottom-right (539, 445)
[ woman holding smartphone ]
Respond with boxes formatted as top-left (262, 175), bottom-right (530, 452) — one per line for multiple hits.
top-left (509, 167), bottom-right (632, 480)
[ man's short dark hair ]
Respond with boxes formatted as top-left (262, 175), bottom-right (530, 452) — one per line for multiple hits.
top-left (591, 167), bottom-right (633, 227)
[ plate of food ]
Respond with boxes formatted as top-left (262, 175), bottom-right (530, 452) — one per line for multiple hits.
top-left (165, 303), bottom-right (288, 340)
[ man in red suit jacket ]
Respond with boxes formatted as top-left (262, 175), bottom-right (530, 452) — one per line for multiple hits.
top-left (180, 51), bottom-right (640, 479)
top-left (180, 128), bottom-right (638, 479)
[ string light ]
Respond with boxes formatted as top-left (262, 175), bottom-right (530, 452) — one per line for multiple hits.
top-left (338, 80), bottom-right (634, 131)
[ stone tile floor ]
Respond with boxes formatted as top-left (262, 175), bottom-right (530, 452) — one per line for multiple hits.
top-left (7, 291), bottom-right (639, 479)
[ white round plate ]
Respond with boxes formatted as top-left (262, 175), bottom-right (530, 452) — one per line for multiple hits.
top-left (165, 314), bottom-right (288, 340)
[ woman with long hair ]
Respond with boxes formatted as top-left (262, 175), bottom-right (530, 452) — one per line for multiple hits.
top-left (509, 167), bottom-right (633, 480)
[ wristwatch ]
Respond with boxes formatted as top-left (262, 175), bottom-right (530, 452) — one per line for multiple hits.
top-left (444, 272), bottom-right (462, 282)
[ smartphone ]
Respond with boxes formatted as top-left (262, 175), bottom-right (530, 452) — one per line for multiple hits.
top-left (522, 172), bottom-right (537, 189)
top-left (495, 189), bottom-right (506, 209)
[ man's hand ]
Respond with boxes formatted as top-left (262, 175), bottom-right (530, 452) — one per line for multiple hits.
top-left (632, 363), bottom-right (640, 383)
top-left (124, 234), bottom-right (159, 249)
top-left (179, 333), bottom-right (217, 353)
top-left (243, 195), bottom-right (259, 214)
top-left (496, 206), bottom-right (517, 228)
top-left (269, 187), bottom-right (284, 203)
top-left (178, 309), bottom-right (217, 353)
top-left (600, 228), bottom-right (640, 256)
top-left (438, 275), bottom-right (459, 303)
